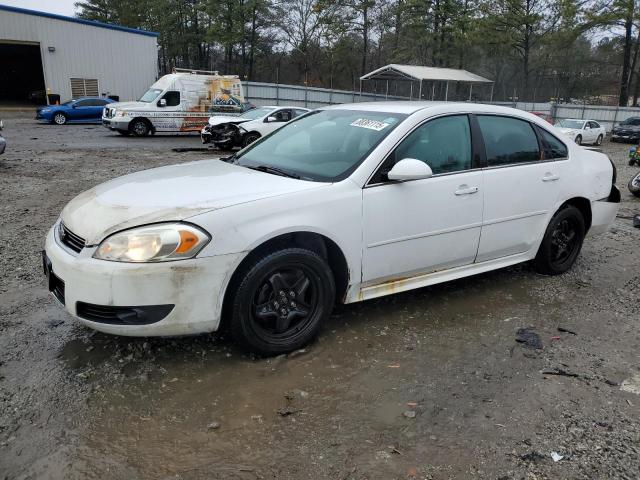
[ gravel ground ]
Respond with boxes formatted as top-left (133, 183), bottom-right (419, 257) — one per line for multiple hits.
top-left (0, 111), bottom-right (639, 480)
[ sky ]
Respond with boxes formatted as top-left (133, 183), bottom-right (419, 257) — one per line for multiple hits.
top-left (0, 0), bottom-right (78, 17)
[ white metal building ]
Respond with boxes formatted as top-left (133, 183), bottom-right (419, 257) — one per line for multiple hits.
top-left (0, 4), bottom-right (158, 104)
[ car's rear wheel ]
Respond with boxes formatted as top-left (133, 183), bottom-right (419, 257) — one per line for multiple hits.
top-left (533, 205), bottom-right (585, 275)
top-left (575, 135), bottom-right (582, 145)
top-left (129, 119), bottom-right (150, 137)
top-left (629, 172), bottom-right (640, 197)
top-left (596, 134), bottom-right (603, 145)
top-left (242, 132), bottom-right (260, 148)
top-left (53, 112), bottom-right (67, 125)
top-left (229, 248), bottom-right (335, 355)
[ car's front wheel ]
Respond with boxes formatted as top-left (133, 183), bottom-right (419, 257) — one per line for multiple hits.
top-left (533, 205), bottom-right (585, 275)
top-left (53, 112), bottom-right (67, 125)
top-left (229, 248), bottom-right (335, 355)
top-left (129, 119), bottom-right (150, 137)
top-left (575, 135), bottom-right (582, 145)
top-left (242, 132), bottom-right (260, 148)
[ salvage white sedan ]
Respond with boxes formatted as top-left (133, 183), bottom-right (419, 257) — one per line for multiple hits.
top-left (44, 103), bottom-right (620, 354)
top-left (556, 118), bottom-right (606, 145)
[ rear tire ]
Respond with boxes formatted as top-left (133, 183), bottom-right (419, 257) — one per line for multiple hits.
top-left (533, 205), bottom-right (585, 275)
top-left (596, 134), bottom-right (603, 146)
top-left (629, 172), bottom-right (640, 197)
top-left (129, 119), bottom-right (150, 137)
top-left (53, 112), bottom-right (67, 125)
top-left (229, 248), bottom-right (335, 355)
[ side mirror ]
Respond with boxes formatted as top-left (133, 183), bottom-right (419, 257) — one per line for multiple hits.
top-left (158, 98), bottom-right (167, 107)
top-left (266, 116), bottom-right (277, 123)
top-left (387, 158), bottom-right (433, 182)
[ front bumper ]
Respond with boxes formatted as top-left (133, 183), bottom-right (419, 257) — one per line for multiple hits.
top-left (44, 225), bottom-right (243, 336)
top-left (102, 117), bottom-right (131, 131)
top-left (611, 132), bottom-right (639, 141)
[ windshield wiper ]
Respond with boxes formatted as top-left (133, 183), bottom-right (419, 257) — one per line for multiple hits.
top-left (221, 153), bottom-right (238, 164)
top-left (246, 165), bottom-right (301, 179)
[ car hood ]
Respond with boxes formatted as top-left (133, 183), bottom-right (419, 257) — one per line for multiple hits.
top-left (558, 128), bottom-right (578, 135)
top-left (61, 159), bottom-right (324, 245)
top-left (108, 101), bottom-right (149, 111)
top-left (207, 115), bottom-right (250, 127)
top-left (615, 124), bottom-right (640, 131)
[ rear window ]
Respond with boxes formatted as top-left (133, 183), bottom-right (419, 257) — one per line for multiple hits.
top-left (477, 115), bottom-right (540, 167)
top-left (537, 127), bottom-right (568, 159)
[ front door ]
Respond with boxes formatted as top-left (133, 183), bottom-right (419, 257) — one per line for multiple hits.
top-left (475, 115), bottom-right (569, 262)
top-left (262, 109), bottom-right (292, 135)
top-left (362, 114), bottom-right (483, 283)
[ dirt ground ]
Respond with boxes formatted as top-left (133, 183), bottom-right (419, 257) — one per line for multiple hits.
top-left (0, 111), bottom-right (639, 480)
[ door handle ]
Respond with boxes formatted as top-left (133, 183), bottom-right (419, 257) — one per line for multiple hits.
top-left (454, 186), bottom-right (479, 195)
top-left (542, 173), bottom-right (559, 182)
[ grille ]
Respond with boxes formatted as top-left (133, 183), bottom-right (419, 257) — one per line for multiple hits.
top-left (76, 302), bottom-right (174, 325)
top-left (59, 222), bottom-right (86, 253)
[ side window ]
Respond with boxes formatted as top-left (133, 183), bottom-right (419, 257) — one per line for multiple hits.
top-left (537, 127), bottom-right (568, 160)
top-left (161, 91), bottom-right (180, 107)
top-left (94, 99), bottom-right (108, 106)
top-left (393, 115), bottom-right (472, 175)
top-left (273, 109), bottom-right (292, 122)
top-left (477, 115), bottom-right (540, 167)
top-left (74, 100), bottom-right (89, 107)
top-left (589, 121), bottom-right (599, 129)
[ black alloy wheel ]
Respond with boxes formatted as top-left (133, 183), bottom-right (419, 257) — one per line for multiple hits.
top-left (242, 132), bottom-right (260, 147)
top-left (229, 248), bottom-right (335, 355)
top-left (533, 205), bottom-right (585, 275)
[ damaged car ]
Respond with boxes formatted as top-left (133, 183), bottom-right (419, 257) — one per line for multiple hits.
top-left (43, 103), bottom-right (619, 355)
top-left (201, 106), bottom-right (310, 149)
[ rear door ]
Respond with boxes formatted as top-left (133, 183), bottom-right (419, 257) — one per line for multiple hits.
top-left (475, 115), bottom-right (570, 262)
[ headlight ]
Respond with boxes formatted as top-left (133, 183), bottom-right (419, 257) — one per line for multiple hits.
top-left (93, 223), bottom-right (210, 262)
top-left (115, 111), bottom-right (128, 117)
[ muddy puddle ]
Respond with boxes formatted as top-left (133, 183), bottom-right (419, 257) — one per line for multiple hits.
top-left (48, 268), bottom-right (561, 479)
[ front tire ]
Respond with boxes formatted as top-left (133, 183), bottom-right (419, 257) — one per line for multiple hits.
top-left (629, 172), bottom-right (640, 197)
top-left (53, 112), bottom-right (67, 125)
top-left (129, 119), bottom-right (150, 137)
top-left (242, 132), bottom-right (260, 148)
top-left (533, 205), bottom-right (585, 275)
top-left (575, 135), bottom-right (582, 145)
top-left (229, 248), bottom-right (335, 355)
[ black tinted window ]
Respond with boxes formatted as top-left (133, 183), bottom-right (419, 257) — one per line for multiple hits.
top-left (74, 100), bottom-right (89, 107)
top-left (478, 116), bottom-right (540, 167)
top-left (538, 128), bottom-right (568, 159)
top-left (394, 115), bottom-right (472, 174)
top-left (162, 91), bottom-right (180, 107)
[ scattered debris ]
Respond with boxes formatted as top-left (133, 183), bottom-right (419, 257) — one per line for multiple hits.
top-left (604, 379), bottom-right (619, 387)
top-left (551, 451), bottom-right (564, 462)
top-left (627, 399), bottom-right (634, 407)
top-left (251, 414), bottom-right (263, 422)
top-left (389, 446), bottom-right (402, 455)
top-left (207, 421), bottom-right (220, 431)
top-left (403, 410), bottom-right (416, 419)
top-left (520, 451), bottom-right (546, 463)
top-left (406, 401), bottom-right (418, 407)
top-left (550, 336), bottom-right (561, 341)
top-left (516, 327), bottom-right (543, 349)
top-left (557, 326), bottom-right (578, 335)
top-left (287, 348), bottom-right (308, 359)
top-left (387, 364), bottom-right (401, 368)
top-left (542, 368), bottom-right (580, 378)
top-left (171, 147), bottom-right (211, 152)
top-left (46, 318), bottom-right (64, 328)
top-left (621, 375), bottom-right (640, 395)
top-left (277, 406), bottom-right (301, 417)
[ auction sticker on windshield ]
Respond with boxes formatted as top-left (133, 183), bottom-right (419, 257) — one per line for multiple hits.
top-left (350, 118), bottom-right (390, 131)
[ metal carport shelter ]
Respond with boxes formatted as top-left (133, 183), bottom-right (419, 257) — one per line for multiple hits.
top-left (360, 64), bottom-right (494, 102)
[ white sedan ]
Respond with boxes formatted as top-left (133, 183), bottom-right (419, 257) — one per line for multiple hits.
top-left (556, 118), bottom-right (606, 145)
top-left (44, 103), bottom-right (620, 354)
top-left (201, 106), bottom-right (310, 149)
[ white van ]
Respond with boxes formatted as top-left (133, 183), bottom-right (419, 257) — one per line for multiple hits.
top-left (102, 69), bottom-right (249, 136)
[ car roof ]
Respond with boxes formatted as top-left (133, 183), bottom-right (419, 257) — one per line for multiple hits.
top-left (261, 105), bottom-right (310, 110)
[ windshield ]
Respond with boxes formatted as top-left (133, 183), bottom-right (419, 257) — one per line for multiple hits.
top-left (621, 117), bottom-right (640, 126)
top-left (235, 109), bottom-right (407, 182)
top-left (240, 107), bottom-right (276, 120)
top-left (557, 119), bottom-right (584, 129)
top-left (139, 88), bottom-right (163, 103)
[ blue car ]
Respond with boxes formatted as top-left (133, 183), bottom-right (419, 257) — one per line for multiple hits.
top-left (36, 97), bottom-right (116, 125)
